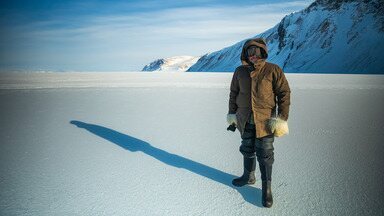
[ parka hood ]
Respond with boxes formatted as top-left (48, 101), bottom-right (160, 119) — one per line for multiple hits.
top-left (241, 38), bottom-right (268, 66)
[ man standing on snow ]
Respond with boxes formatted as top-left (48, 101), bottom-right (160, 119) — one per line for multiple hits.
top-left (227, 38), bottom-right (291, 208)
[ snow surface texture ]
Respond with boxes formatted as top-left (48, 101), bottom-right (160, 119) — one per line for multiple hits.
top-left (142, 56), bottom-right (200, 72)
top-left (1, 72), bottom-right (384, 215)
top-left (188, 0), bottom-right (384, 73)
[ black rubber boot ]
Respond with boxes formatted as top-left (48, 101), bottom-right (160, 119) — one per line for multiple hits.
top-left (255, 135), bottom-right (274, 208)
top-left (232, 157), bottom-right (256, 187)
top-left (262, 180), bottom-right (273, 208)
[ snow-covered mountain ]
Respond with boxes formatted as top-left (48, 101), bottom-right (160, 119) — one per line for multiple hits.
top-left (188, 0), bottom-right (384, 74)
top-left (142, 56), bottom-right (200, 72)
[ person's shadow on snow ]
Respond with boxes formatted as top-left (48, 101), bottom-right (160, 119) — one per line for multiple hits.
top-left (70, 120), bottom-right (262, 207)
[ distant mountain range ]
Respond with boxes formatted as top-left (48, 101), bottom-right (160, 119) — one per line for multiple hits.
top-left (142, 56), bottom-right (200, 72)
top-left (144, 0), bottom-right (384, 74)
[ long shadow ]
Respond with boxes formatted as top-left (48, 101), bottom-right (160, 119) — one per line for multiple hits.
top-left (70, 120), bottom-right (262, 206)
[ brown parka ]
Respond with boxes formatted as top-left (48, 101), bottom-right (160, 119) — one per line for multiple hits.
top-left (228, 38), bottom-right (291, 138)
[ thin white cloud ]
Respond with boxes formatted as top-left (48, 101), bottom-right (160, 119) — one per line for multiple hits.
top-left (1, 1), bottom-right (313, 71)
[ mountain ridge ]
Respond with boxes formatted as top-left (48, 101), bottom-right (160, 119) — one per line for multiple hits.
top-left (187, 0), bottom-right (384, 74)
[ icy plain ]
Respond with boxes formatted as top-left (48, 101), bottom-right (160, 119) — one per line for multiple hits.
top-left (0, 72), bottom-right (383, 215)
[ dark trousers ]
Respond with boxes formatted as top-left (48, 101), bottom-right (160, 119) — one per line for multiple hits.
top-left (240, 123), bottom-right (274, 181)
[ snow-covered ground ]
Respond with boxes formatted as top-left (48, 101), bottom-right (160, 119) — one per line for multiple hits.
top-left (1, 72), bottom-right (384, 215)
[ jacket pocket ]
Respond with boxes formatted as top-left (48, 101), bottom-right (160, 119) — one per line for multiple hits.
top-left (258, 78), bottom-right (273, 98)
top-left (236, 92), bottom-right (251, 108)
top-left (257, 78), bottom-right (275, 108)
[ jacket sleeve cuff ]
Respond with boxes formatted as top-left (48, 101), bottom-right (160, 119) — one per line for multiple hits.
top-left (268, 117), bottom-right (289, 137)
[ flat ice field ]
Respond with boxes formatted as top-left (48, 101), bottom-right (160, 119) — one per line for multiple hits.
top-left (1, 72), bottom-right (384, 215)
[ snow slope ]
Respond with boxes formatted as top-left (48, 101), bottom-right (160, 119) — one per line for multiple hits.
top-left (188, 0), bottom-right (384, 74)
top-left (142, 56), bottom-right (200, 72)
top-left (1, 72), bottom-right (384, 215)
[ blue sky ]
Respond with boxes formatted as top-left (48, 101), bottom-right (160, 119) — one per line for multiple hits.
top-left (0, 0), bottom-right (313, 71)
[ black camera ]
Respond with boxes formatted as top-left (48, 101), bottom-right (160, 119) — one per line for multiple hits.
top-left (227, 124), bottom-right (236, 132)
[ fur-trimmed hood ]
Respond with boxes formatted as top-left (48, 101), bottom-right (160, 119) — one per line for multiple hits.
top-left (240, 38), bottom-right (269, 66)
